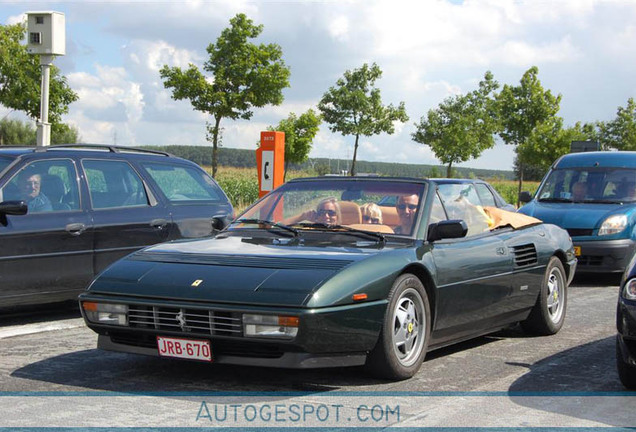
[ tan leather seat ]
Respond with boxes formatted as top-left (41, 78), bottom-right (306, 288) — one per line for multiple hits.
top-left (339, 201), bottom-right (361, 225)
top-left (347, 223), bottom-right (394, 234)
top-left (379, 205), bottom-right (400, 227)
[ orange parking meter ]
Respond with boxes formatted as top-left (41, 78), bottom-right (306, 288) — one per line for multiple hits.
top-left (256, 131), bottom-right (285, 198)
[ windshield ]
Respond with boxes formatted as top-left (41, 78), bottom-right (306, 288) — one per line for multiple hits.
top-left (232, 179), bottom-right (426, 237)
top-left (537, 167), bottom-right (636, 203)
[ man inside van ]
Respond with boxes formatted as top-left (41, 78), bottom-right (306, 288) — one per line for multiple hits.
top-left (571, 182), bottom-right (587, 201)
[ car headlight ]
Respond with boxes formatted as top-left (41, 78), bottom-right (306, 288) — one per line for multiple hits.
top-left (598, 214), bottom-right (628, 236)
top-left (82, 302), bottom-right (128, 326)
top-left (623, 278), bottom-right (636, 301)
top-left (243, 314), bottom-right (298, 338)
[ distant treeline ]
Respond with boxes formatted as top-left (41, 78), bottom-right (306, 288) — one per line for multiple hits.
top-left (144, 145), bottom-right (515, 180)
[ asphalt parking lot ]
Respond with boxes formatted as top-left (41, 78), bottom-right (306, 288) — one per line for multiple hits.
top-left (0, 274), bottom-right (634, 429)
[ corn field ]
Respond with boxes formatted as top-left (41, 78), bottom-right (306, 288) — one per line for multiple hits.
top-left (208, 167), bottom-right (540, 213)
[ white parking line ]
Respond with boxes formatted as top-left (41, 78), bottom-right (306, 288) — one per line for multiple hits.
top-left (0, 318), bottom-right (85, 340)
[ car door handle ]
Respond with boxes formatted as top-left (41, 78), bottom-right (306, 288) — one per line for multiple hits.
top-left (151, 219), bottom-right (168, 230)
top-left (66, 223), bottom-right (86, 236)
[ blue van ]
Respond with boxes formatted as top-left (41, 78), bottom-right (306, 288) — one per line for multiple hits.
top-left (518, 151), bottom-right (636, 274)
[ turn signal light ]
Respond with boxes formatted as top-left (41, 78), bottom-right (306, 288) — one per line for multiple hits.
top-left (352, 293), bottom-right (368, 301)
top-left (278, 316), bottom-right (299, 327)
top-left (82, 301), bottom-right (98, 311)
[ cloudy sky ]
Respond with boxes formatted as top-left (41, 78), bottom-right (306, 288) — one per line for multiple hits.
top-left (2, 0), bottom-right (636, 171)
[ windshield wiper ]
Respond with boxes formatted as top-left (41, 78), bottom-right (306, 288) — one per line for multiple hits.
top-left (294, 222), bottom-right (386, 244)
top-left (538, 197), bottom-right (573, 203)
top-left (235, 219), bottom-right (299, 237)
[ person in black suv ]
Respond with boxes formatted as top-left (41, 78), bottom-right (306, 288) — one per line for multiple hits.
top-left (0, 145), bottom-right (234, 308)
top-left (18, 171), bottom-right (53, 213)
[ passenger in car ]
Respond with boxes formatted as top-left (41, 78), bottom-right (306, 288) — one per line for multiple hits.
top-left (395, 194), bottom-right (419, 234)
top-left (286, 197), bottom-right (342, 226)
top-left (614, 181), bottom-right (636, 201)
top-left (361, 203), bottom-right (383, 224)
top-left (571, 181), bottom-right (587, 201)
top-left (19, 172), bottom-right (52, 213)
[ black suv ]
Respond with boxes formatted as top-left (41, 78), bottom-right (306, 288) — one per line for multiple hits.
top-left (0, 145), bottom-right (233, 308)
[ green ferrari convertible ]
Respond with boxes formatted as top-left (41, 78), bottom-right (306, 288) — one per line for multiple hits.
top-left (80, 176), bottom-right (576, 380)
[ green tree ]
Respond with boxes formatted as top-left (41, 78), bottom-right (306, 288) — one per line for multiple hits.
top-left (318, 63), bottom-right (408, 176)
top-left (267, 109), bottom-right (322, 180)
top-left (0, 118), bottom-right (80, 145)
top-left (496, 66), bottom-right (561, 196)
top-left (0, 22), bottom-right (78, 125)
top-left (412, 71), bottom-right (499, 178)
top-left (599, 98), bottom-right (636, 150)
top-left (51, 123), bottom-right (81, 144)
top-left (160, 14), bottom-right (290, 177)
top-left (518, 121), bottom-right (597, 176)
top-left (0, 118), bottom-right (35, 145)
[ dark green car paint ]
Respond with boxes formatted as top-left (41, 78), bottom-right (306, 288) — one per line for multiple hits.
top-left (80, 177), bottom-right (576, 370)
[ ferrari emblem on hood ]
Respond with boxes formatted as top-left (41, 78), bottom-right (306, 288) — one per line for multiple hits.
top-left (191, 279), bottom-right (203, 287)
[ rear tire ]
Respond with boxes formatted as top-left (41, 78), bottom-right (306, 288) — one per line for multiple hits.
top-left (365, 273), bottom-right (430, 380)
top-left (617, 335), bottom-right (636, 390)
top-left (521, 256), bottom-right (567, 335)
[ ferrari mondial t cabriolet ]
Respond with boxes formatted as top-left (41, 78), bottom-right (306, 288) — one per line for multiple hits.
top-left (80, 177), bottom-right (576, 380)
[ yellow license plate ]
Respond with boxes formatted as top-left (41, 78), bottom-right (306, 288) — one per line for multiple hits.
top-left (574, 246), bottom-right (581, 256)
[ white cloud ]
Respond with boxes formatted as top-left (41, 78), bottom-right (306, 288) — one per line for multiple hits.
top-left (328, 15), bottom-right (350, 42)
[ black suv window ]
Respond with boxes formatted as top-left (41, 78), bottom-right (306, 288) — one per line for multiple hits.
top-left (83, 159), bottom-right (149, 209)
top-left (0, 159), bottom-right (80, 212)
top-left (141, 162), bottom-right (224, 203)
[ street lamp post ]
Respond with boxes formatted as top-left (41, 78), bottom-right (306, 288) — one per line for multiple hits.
top-left (26, 11), bottom-right (65, 147)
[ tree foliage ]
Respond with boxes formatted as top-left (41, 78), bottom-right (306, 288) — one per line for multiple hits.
top-left (496, 66), bottom-right (561, 195)
top-left (0, 118), bottom-right (81, 146)
top-left (598, 97), bottom-right (636, 150)
top-left (267, 109), bottom-right (321, 180)
top-left (412, 71), bottom-right (499, 178)
top-left (160, 13), bottom-right (290, 177)
top-left (0, 22), bottom-right (78, 124)
top-left (318, 63), bottom-right (408, 176)
top-left (518, 121), bottom-right (597, 175)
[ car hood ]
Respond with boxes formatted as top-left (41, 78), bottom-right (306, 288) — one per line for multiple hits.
top-left (89, 235), bottom-right (401, 307)
top-left (519, 201), bottom-right (635, 229)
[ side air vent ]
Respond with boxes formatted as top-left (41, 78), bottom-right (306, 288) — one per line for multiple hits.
top-left (511, 244), bottom-right (538, 267)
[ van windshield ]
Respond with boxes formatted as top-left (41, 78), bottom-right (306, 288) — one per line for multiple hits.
top-left (537, 168), bottom-right (636, 203)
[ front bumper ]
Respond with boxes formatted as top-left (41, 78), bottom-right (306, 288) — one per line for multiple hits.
top-left (80, 294), bottom-right (386, 369)
top-left (617, 296), bottom-right (636, 367)
top-left (573, 238), bottom-right (636, 273)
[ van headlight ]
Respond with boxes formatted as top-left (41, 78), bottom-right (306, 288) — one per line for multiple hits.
top-left (243, 314), bottom-right (299, 338)
top-left (599, 215), bottom-right (627, 235)
top-left (82, 302), bottom-right (128, 326)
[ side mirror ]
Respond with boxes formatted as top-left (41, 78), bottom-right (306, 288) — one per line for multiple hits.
top-left (211, 216), bottom-right (226, 231)
top-left (0, 200), bottom-right (28, 216)
top-left (427, 219), bottom-right (468, 242)
top-left (519, 191), bottom-right (533, 203)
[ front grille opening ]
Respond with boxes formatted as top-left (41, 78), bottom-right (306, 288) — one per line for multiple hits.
top-left (578, 255), bottom-right (603, 266)
top-left (127, 305), bottom-right (243, 337)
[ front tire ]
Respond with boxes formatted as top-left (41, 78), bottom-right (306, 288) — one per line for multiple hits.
top-left (365, 273), bottom-right (430, 380)
top-left (521, 256), bottom-right (567, 335)
top-left (617, 335), bottom-right (636, 390)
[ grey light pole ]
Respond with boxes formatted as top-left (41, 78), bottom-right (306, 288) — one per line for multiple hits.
top-left (26, 11), bottom-right (66, 147)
